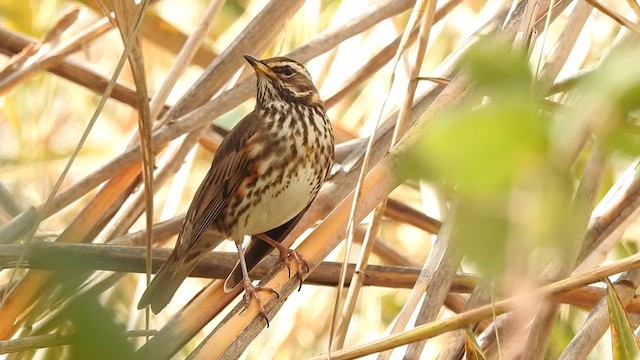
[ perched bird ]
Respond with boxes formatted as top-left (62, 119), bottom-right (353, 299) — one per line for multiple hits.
top-left (137, 55), bottom-right (334, 321)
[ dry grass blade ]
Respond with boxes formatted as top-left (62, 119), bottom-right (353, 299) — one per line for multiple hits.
top-left (0, 25), bottom-right (160, 111)
top-left (582, 0), bottom-right (640, 33)
top-left (0, 12), bottom-right (112, 95)
top-left (314, 252), bottom-right (640, 359)
top-left (0, 330), bottom-right (156, 355)
top-left (111, 0), bottom-right (154, 332)
top-left (331, 0), bottom-right (433, 352)
top-left (536, 1), bottom-right (592, 90)
top-left (558, 269), bottom-right (640, 359)
top-left (334, 0), bottom-right (439, 353)
top-left (150, 0), bottom-right (224, 123)
top-left (578, 160), bottom-right (640, 268)
top-left (0, 1), bottom-right (152, 339)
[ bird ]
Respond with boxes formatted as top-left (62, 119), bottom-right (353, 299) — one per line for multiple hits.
top-left (137, 55), bottom-right (334, 323)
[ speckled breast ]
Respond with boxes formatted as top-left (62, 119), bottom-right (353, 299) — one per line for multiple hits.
top-left (216, 105), bottom-right (333, 239)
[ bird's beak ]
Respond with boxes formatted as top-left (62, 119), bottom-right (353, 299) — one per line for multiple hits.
top-left (244, 54), bottom-right (271, 76)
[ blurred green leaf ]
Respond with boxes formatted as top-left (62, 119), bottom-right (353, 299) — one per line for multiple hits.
top-left (572, 39), bottom-right (640, 157)
top-left (404, 101), bottom-right (548, 196)
top-left (402, 37), bottom-right (548, 197)
top-left (464, 37), bottom-right (533, 97)
top-left (400, 36), bottom-right (553, 276)
top-left (67, 297), bottom-right (134, 360)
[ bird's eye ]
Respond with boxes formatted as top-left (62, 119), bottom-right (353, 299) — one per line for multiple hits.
top-left (279, 65), bottom-right (294, 76)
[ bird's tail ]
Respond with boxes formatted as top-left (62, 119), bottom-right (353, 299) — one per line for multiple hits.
top-left (137, 249), bottom-right (196, 314)
top-left (138, 233), bottom-right (225, 313)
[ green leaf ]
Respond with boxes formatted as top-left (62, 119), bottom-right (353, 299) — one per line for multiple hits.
top-left (404, 101), bottom-right (548, 197)
top-left (464, 328), bottom-right (487, 360)
top-left (401, 36), bottom-right (549, 198)
top-left (605, 278), bottom-right (640, 360)
top-left (67, 297), bottom-right (135, 360)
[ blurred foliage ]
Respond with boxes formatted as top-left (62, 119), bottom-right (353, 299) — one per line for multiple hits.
top-left (0, 0), bottom-right (37, 35)
top-left (67, 296), bottom-right (134, 360)
top-left (402, 38), bottom-right (548, 196)
top-left (401, 36), bottom-right (640, 277)
top-left (402, 37), bottom-right (558, 276)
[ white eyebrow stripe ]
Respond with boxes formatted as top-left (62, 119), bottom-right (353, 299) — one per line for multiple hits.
top-left (269, 62), bottom-right (312, 80)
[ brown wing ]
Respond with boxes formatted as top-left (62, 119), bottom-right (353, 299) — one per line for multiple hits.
top-left (175, 111), bottom-right (261, 259)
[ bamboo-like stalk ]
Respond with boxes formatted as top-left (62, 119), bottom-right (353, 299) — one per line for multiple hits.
top-left (558, 269), bottom-right (640, 360)
top-left (312, 251), bottom-right (640, 359)
top-left (331, 0), bottom-right (434, 350)
top-left (0, 25), bottom-right (167, 111)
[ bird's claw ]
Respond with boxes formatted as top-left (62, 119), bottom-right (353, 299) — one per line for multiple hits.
top-left (276, 248), bottom-right (309, 291)
top-left (241, 281), bottom-right (279, 327)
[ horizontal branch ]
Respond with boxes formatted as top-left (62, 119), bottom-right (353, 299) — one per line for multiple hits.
top-left (0, 242), bottom-right (465, 290)
top-left (0, 243), bottom-right (636, 314)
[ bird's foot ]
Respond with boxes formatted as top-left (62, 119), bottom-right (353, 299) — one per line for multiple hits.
top-left (275, 247), bottom-right (309, 291)
top-left (242, 280), bottom-right (279, 327)
top-left (256, 234), bottom-right (310, 290)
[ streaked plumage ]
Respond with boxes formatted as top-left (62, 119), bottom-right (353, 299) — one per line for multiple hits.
top-left (138, 55), bottom-right (334, 316)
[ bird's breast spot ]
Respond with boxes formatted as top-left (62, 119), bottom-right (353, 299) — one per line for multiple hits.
top-left (240, 165), bottom-right (318, 235)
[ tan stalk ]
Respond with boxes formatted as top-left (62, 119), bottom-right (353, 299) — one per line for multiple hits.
top-left (0, 25), bottom-right (169, 111)
top-left (0, 330), bottom-right (156, 355)
top-left (5, 243), bottom-right (640, 313)
top-left (312, 250), bottom-right (640, 360)
top-left (97, 131), bottom-right (201, 243)
top-left (150, 0), bottom-right (225, 124)
top-left (0, 15), bottom-right (113, 94)
top-left (536, 1), bottom-right (593, 90)
top-left (558, 269), bottom-right (640, 359)
top-left (333, 0), bottom-right (438, 352)
top-left (627, 0), bottom-right (640, 18)
top-left (582, 0), bottom-right (640, 33)
top-left (112, 0), bottom-right (154, 333)
top-left (577, 159), bottom-right (640, 267)
top-left (75, 0), bottom-right (219, 68)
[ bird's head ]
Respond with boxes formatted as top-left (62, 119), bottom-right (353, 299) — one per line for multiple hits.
top-left (244, 55), bottom-right (323, 109)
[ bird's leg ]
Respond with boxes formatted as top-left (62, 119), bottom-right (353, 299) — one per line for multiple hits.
top-left (234, 241), bottom-right (279, 327)
top-left (256, 234), bottom-right (309, 291)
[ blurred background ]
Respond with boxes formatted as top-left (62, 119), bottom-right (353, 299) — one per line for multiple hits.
top-left (1, 0), bottom-right (640, 359)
